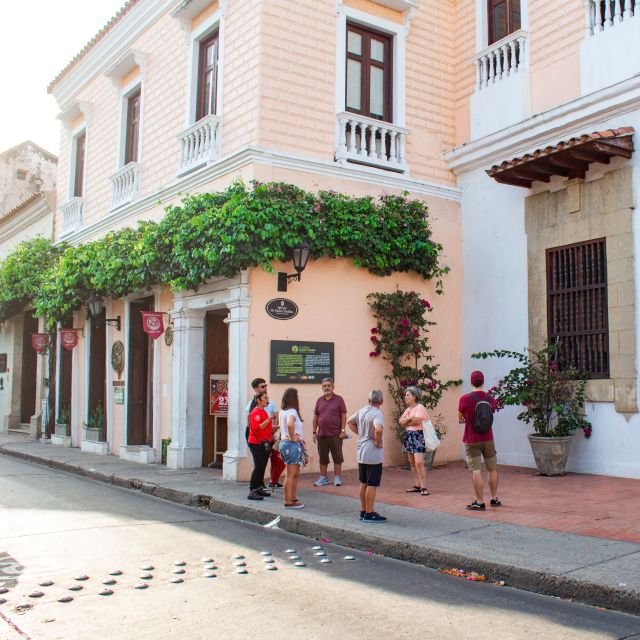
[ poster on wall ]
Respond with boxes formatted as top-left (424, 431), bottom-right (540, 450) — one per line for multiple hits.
top-left (209, 374), bottom-right (229, 415)
top-left (270, 340), bottom-right (334, 384)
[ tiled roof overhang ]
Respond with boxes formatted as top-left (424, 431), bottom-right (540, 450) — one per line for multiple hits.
top-left (486, 127), bottom-right (635, 188)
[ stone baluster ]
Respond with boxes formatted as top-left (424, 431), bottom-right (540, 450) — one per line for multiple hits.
top-left (623, 0), bottom-right (632, 18)
top-left (347, 120), bottom-right (357, 155)
top-left (377, 127), bottom-right (388, 160)
top-left (583, 0), bottom-right (594, 35)
top-left (604, 0), bottom-right (613, 26)
top-left (398, 132), bottom-right (406, 167)
top-left (475, 59), bottom-right (482, 90)
top-left (358, 123), bottom-right (368, 157)
top-left (594, 0), bottom-right (604, 30)
top-left (517, 36), bottom-right (526, 70)
top-left (389, 130), bottom-right (398, 164)
top-left (614, 0), bottom-right (623, 22)
top-left (483, 56), bottom-right (490, 87)
top-left (368, 125), bottom-right (378, 159)
top-left (338, 118), bottom-right (348, 154)
top-left (499, 44), bottom-right (509, 77)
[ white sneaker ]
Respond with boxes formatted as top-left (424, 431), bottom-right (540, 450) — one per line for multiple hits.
top-left (314, 476), bottom-right (330, 487)
top-left (334, 476), bottom-right (342, 486)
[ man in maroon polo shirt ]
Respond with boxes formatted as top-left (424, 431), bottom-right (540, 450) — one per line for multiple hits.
top-left (458, 370), bottom-right (501, 511)
top-left (312, 377), bottom-right (348, 487)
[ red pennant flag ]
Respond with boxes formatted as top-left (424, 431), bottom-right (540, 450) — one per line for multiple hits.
top-left (141, 311), bottom-right (164, 339)
top-left (60, 329), bottom-right (79, 351)
top-left (31, 333), bottom-right (50, 353)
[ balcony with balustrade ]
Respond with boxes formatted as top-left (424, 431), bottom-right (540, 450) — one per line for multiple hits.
top-left (470, 29), bottom-right (530, 139)
top-left (581, 0), bottom-right (640, 94)
top-left (335, 113), bottom-right (409, 173)
top-left (177, 114), bottom-right (222, 176)
top-left (109, 162), bottom-right (139, 210)
top-left (59, 197), bottom-right (84, 238)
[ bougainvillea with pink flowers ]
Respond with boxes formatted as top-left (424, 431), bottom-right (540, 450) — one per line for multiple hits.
top-left (367, 290), bottom-right (461, 440)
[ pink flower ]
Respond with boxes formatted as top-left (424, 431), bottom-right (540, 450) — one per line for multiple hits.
top-left (370, 336), bottom-right (378, 343)
top-left (412, 329), bottom-right (420, 337)
top-left (370, 327), bottom-right (378, 334)
top-left (400, 318), bottom-right (410, 327)
top-left (420, 299), bottom-right (431, 309)
top-left (369, 351), bottom-right (379, 358)
top-left (583, 426), bottom-right (593, 439)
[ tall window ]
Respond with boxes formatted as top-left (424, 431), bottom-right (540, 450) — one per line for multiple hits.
top-left (488, 0), bottom-right (521, 45)
top-left (73, 130), bottom-right (86, 197)
top-left (546, 239), bottom-right (609, 379)
top-left (124, 87), bottom-right (141, 165)
top-left (196, 32), bottom-right (219, 120)
top-left (345, 23), bottom-right (392, 122)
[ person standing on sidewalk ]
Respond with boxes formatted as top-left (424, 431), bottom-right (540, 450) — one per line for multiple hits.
top-left (399, 386), bottom-right (431, 496)
top-left (347, 389), bottom-right (386, 523)
top-left (279, 387), bottom-right (306, 509)
top-left (458, 370), bottom-right (501, 511)
top-left (247, 391), bottom-right (274, 501)
top-left (312, 377), bottom-right (348, 488)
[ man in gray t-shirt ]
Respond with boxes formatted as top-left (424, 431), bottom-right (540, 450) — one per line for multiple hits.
top-left (347, 390), bottom-right (386, 524)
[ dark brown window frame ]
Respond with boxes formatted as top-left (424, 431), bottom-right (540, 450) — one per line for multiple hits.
top-left (73, 130), bottom-right (86, 198)
top-left (488, 0), bottom-right (521, 45)
top-left (124, 86), bottom-right (141, 165)
top-left (345, 22), bottom-right (393, 123)
top-left (546, 238), bottom-right (610, 379)
top-left (196, 30), bottom-right (220, 121)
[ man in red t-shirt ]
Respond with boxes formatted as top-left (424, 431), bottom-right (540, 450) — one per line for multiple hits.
top-left (458, 370), bottom-right (501, 511)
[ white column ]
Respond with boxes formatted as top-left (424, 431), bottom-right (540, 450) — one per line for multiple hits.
top-left (167, 308), bottom-right (206, 469)
top-left (583, 0), bottom-right (594, 35)
top-left (223, 296), bottom-right (251, 481)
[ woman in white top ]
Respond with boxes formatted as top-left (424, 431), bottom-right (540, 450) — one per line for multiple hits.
top-left (399, 386), bottom-right (431, 496)
top-left (278, 387), bottom-right (305, 509)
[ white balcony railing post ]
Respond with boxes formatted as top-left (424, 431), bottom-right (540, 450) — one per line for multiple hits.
top-left (109, 162), bottom-right (139, 210)
top-left (335, 112), bottom-right (409, 172)
top-left (176, 114), bottom-right (222, 175)
top-left (585, 0), bottom-right (635, 34)
top-left (473, 30), bottom-right (528, 90)
top-left (60, 197), bottom-right (84, 237)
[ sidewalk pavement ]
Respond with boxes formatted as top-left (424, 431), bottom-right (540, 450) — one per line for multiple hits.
top-left (1, 436), bottom-right (639, 615)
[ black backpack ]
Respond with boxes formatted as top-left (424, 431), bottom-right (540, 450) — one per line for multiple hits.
top-left (472, 392), bottom-right (494, 434)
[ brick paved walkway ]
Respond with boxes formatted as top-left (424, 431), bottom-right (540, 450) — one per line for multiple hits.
top-left (299, 461), bottom-right (640, 543)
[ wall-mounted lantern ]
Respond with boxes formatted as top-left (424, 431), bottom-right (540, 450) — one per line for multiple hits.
top-left (277, 241), bottom-right (310, 292)
top-left (86, 295), bottom-right (121, 331)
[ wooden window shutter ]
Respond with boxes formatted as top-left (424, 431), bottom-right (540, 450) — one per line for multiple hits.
top-left (546, 239), bottom-right (609, 378)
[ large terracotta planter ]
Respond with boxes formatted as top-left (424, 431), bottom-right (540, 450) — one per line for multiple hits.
top-left (527, 434), bottom-right (573, 476)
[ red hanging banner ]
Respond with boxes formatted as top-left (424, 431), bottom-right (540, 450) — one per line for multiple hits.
top-left (31, 333), bottom-right (50, 353)
top-left (141, 311), bottom-right (165, 339)
top-left (60, 329), bottom-right (79, 351)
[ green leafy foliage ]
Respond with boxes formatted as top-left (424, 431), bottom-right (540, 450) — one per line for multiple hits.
top-left (0, 237), bottom-right (65, 325)
top-left (4, 181), bottom-right (447, 325)
top-left (471, 343), bottom-right (592, 438)
top-left (368, 290), bottom-right (461, 441)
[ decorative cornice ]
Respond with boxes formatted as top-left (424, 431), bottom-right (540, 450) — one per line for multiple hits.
top-left (445, 74), bottom-right (640, 175)
top-left (57, 101), bottom-right (92, 130)
top-left (58, 144), bottom-right (461, 246)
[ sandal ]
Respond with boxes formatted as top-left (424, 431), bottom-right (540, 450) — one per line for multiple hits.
top-left (420, 488), bottom-right (430, 496)
top-left (406, 486), bottom-right (421, 493)
top-left (466, 500), bottom-right (486, 511)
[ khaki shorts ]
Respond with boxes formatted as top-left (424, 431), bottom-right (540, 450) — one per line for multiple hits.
top-left (317, 435), bottom-right (344, 465)
top-left (465, 440), bottom-right (497, 472)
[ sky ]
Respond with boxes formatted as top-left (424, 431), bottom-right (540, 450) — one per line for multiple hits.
top-left (0, 0), bottom-right (125, 156)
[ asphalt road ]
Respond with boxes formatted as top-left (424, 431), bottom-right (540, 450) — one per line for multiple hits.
top-left (1, 455), bottom-right (639, 640)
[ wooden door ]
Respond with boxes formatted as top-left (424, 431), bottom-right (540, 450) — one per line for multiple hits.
top-left (203, 312), bottom-right (228, 467)
top-left (89, 312), bottom-right (106, 413)
top-left (58, 316), bottom-right (73, 423)
top-left (128, 298), bottom-right (154, 446)
top-left (20, 311), bottom-right (38, 423)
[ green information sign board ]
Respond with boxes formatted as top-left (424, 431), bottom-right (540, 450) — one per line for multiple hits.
top-left (270, 340), bottom-right (334, 384)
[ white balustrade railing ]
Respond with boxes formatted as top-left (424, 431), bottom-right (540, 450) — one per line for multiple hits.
top-left (335, 113), bottom-right (409, 172)
top-left (60, 197), bottom-right (84, 237)
top-left (177, 114), bottom-right (222, 174)
top-left (474, 29), bottom-right (528, 90)
top-left (109, 162), bottom-right (139, 210)
top-left (584, 0), bottom-right (636, 35)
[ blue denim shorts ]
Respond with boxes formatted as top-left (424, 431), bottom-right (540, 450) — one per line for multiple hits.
top-left (280, 440), bottom-right (304, 465)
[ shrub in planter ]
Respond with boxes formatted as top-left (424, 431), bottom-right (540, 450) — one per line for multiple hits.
top-left (55, 404), bottom-right (71, 437)
top-left (84, 403), bottom-right (106, 442)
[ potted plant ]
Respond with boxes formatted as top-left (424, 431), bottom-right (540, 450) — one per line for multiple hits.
top-left (84, 403), bottom-right (106, 442)
top-left (55, 405), bottom-right (71, 437)
top-left (472, 343), bottom-right (592, 476)
top-left (368, 290), bottom-right (461, 467)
